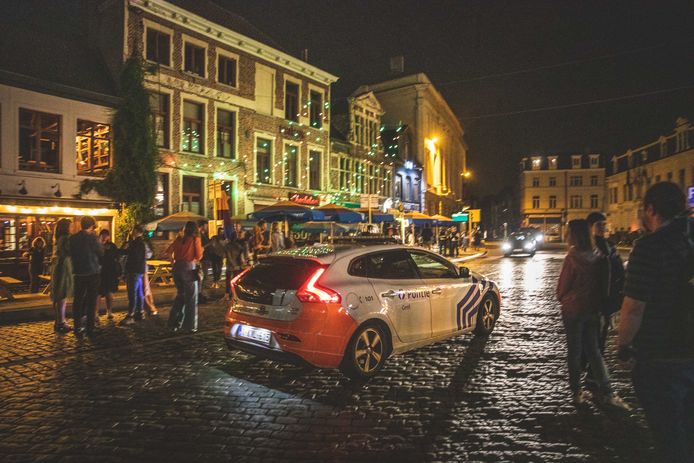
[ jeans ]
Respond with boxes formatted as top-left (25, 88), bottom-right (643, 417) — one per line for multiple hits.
top-left (168, 262), bottom-right (198, 332)
top-left (126, 273), bottom-right (144, 318)
top-left (562, 311), bottom-right (612, 395)
top-left (73, 273), bottom-right (99, 334)
top-left (632, 360), bottom-right (694, 463)
top-left (210, 256), bottom-right (222, 283)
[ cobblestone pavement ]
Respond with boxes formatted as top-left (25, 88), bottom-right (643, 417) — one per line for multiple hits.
top-left (0, 251), bottom-right (658, 462)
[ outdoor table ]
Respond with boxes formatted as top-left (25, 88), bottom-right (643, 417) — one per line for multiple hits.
top-left (38, 274), bottom-right (51, 294)
top-left (147, 260), bottom-right (173, 285)
top-left (0, 276), bottom-right (23, 301)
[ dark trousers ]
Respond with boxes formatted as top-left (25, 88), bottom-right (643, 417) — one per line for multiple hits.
top-left (73, 273), bottom-right (99, 334)
top-left (562, 311), bottom-right (612, 395)
top-left (210, 256), bottom-right (222, 282)
top-left (169, 262), bottom-right (198, 332)
top-left (449, 241), bottom-right (459, 257)
top-left (29, 272), bottom-right (41, 293)
top-left (126, 273), bottom-right (144, 318)
top-left (632, 360), bottom-right (694, 463)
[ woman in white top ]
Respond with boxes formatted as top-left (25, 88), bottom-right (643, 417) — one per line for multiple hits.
top-left (270, 223), bottom-right (285, 253)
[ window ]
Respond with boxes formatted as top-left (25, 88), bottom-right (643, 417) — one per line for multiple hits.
top-left (285, 81), bottom-right (299, 122)
top-left (532, 196), bottom-right (540, 209)
top-left (284, 144), bottom-right (298, 187)
top-left (309, 150), bottom-right (321, 190)
top-left (355, 116), bottom-right (363, 145)
top-left (366, 250), bottom-right (418, 280)
top-left (409, 251), bottom-right (458, 279)
top-left (549, 195), bottom-right (557, 208)
top-left (19, 108), bottom-right (60, 173)
top-left (149, 93), bottom-right (170, 148)
top-left (405, 176), bottom-right (412, 201)
top-left (548, 156), bottom-right (558, 170)
top-left (76, 120), bottom-right (111, 176)
top-left (532, 177), bottom-right (539, 187)
top-left (569, 175), bottom-right (583, 186)
top-left (655, 174), bottom-right (661, 182)
top-left (348, 257), bottom-right (368, 277)
top-left (354, 161), bottom-right (364, 193)
top-left (145, 28), bottom-right (170, 66)
top-left (256, 138), bottom-right (272, 184)
top-left (570, 195), bottom-right (582, 209)
top-left (589, 155), bottom-right (599, 168)
top-left (339, 157), bottom-right (352, 190)
top-left (572, 156), bottom-right (581, 169)
top-left (531, 157), bottom-right (541, 170)
top-left (395, 174), bottom-right (402, 199)
top-left (217, 55), bottom-right (237, 87)
top-left (548, 176), bottom-right (556, 187)
top-left (667, 171), bottom-right (673, 182)
top-left (184, 42), bottom-right (205, 77)
top-left (154, 173), bottom-right (169, 218)
top-left (182, 176), bottom-right (203, 215)
top-left (590, 194), bottom-right (599, 209)
top-left (216, 109), bottom-right (235, 159)
top-left (590, 175), bottom-right (598, 186)
top-left (182, 101), bottom-right (204, 154)
top-left (309, 90), bottom-right (323, 128)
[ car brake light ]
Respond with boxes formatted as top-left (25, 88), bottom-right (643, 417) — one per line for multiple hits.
top-left (296, 267), bottom-right (341, 304)
top-left (229, 267), bottom-right (250, 292)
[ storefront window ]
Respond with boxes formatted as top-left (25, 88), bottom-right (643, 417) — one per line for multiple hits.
top-left (19, 108), bottom-right (61, 173)
top-left (182, 176), bottom-right (204, 215)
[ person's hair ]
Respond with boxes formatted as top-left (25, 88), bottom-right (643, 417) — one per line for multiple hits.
top-left (197, 219), bottom-right (207, 228)
top-left (132, 224), bottom-right (144, 235)
top-left (54, 218), bottom-right (71, 242)
top-left (31, 236), bottom-right (46, 248)
top-left (643, 181), bottom-right (686, 221)
top-left (99, 229), bottom-right (110, 238)
top-left (80, 216), bottom-right (96, 230)
top-left (567, 219), bottom-right (593, 252)
top-left (257, 219), bottom-right (266, 227)
top-left (271, 223), bottom-right (280, 232)
top-left (586, 212), bottom-right (606, 226)
top-left (183, 221), bottom-right (199, 238)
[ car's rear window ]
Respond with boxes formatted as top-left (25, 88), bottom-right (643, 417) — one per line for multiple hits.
top-left (236, 257), bottom-right (321, 304)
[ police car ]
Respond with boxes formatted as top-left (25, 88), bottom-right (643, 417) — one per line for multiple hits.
top-left (224, 244), bottom-right (501, 380)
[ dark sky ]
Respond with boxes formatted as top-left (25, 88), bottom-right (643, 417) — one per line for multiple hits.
top-left (215, 0), bottom-right (694, 197)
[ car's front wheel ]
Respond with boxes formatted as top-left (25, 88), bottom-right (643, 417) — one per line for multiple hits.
top-left (340, 323), bottom-right (388, 380)
top-left (474, 293), bottom-right (499, 336)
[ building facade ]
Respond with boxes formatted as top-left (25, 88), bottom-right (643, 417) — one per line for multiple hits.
top-left (519, 153), bottom-right (605, 240)
top-left (356, 73), bottom-right (467, 216)
top-left (606, 117), bottom-right (694, 232)
top-left (115, 0), bottom-right (338, 227)
top-left (381, 125), bottom-right (423, 212)
top-left (328, 91), bottom-right (392, 209)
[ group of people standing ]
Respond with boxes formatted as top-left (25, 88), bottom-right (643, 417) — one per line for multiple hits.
top-left (557, 181), bottom-right (694, 463)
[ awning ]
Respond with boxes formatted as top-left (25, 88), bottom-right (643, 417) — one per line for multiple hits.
top-left (315, 203), bottom-right (363, 223)
top-left (247, 200), bottom-right (325, 222)
top-left (144, 211), bottom-right (208, 232)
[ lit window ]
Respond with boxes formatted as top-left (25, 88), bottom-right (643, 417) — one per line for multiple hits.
top-left (532, 196), bottom-right (540, 209)
top-left (182, 101), bottom-right (204, 154)
top-left (19, 108), bottom-right (60, 173)
top-left (76, 120), bottom-right (111, 176)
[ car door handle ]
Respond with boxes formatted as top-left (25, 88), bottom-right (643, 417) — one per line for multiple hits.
top-left (431, 288), bottom-right (442, 295)
top-left (381, 290), bottom-right (397, 298)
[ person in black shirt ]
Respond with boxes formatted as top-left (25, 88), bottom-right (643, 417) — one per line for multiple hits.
top-left (27, 236), bottom-right (46, 293)
top-left (618, 182), bottom-right (694, 463)
top-left (120, 225), bottom-right (147, 325)
top-left (68, 216), bottom-right (103, 336)
top-left (96, 229), bottom-right (120, 320)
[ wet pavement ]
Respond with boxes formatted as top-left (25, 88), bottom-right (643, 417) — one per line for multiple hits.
top-left (0, 250), bottom-right (656, 462)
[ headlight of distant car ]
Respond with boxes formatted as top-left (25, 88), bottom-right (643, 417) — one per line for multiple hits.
top-left (502, 242), bottom-right (512, 251)
top-left (535, 234), bottom-right (544, 242)
top-left (523, 241), bottom-right (534, 250)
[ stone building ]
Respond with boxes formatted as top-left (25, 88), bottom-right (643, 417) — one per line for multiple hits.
top-left (606, 117), bottom-right (694, 232)
top-left (519, 154), bottom-right (606, 241)
top-left (381, 125), bottom-right (423, 212)
top-left (355, 73), bottom-right (467, 216)
top-left (328, 90), bottom-right (393, 210)
top-left (0, 3), bottom-right (120, 276)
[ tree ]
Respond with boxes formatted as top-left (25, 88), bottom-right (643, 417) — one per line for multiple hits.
top-left (82, 56), bottom-right (158, 244)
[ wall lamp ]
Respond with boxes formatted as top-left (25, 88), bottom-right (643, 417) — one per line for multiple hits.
top-left (51, 183), bottom-right (62, 198)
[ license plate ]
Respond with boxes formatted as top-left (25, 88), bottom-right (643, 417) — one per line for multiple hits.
top-left (236, 325), bottom-right (272, 345)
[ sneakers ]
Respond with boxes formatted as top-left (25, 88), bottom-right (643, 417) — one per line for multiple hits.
top-left (601, 393), bottom-right (632, 411)
top-left (119, 316), bottom-right (135, 326)
top-left (54, 323), bottom-right (71, 334)
top-left (572, 390), bottom-right (590, 405)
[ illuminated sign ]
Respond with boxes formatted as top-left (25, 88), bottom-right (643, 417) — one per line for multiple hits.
top-left (288, 192), bottom-right (319, 206)
top-left (688, 186), bottom-right (694, 208)
top-left (452, 212), bottom-right (469, 222)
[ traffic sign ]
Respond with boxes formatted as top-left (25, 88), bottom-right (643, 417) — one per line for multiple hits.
top-left (468, 209), bottom-right (481, 223)
top-left (452, 212), bottom-right (469, 222)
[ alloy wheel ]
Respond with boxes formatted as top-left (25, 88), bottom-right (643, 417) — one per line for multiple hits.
top-left (354, 327), bottom-right (384, 374)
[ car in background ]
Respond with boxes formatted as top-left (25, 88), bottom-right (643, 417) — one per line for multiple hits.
top-left (502, 231), bottom-right (537, 257)
top-left (519, 227), bottom-right (544, 247)
top-left (224, 244), bottom-right (501, 380)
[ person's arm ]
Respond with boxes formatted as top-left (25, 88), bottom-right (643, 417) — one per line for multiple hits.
top-left (194, 237), bottom-right (203, 262)
top-left (165, 239), bottom-right (176, 260)
top-left (556, 255), bottom-right (574, 301)
top-left (617, 296), bottom-right (646, 351)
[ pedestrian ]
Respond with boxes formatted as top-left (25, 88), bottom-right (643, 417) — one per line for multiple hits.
top-left (198, 219), bottom-right (211, 302)
top-left (167, 221), bottom-right (203, 333)
top-left (50, 218), bottom-right (72, 333)
top-left (421, 224), bottom-right (433, 249)
top-left (556, 219), bottom-right (628, 407)
top-left (439, 229), bottom-right (449, 256)
top-left (270, 222), bottom-right (285, 253)
top-left (473, 228), bottom-right (482, 249)
top-left (449, 227), bottom-right (459, 257)
top-left (27, 236), bottom-right (46, 293)
top-left (68, 216), bottom-right (103, 336)
top-left (582, 212), bottom-right (625, 386)
top-left (252, 220), bottom-right (270, 262)
top-left (224, 231), bottom-right (248, 299)
top-left (617, 182), bottom-right (694, 463)
top-left (96, 229), bottom-right (120, 320)
top-left (120, 225), bottom-right (147, 325)
top-left (208, 233), bottom-right (225, 287)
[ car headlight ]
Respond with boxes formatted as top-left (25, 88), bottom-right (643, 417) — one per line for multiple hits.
top-left (536, 234), bottom-right (544, 242)
top-left (523, 242), bottom-right (534, 250)
top-left (502, 242), bottom-right (512, 251)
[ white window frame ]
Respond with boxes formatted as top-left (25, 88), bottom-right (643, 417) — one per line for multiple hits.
top-left (146, 85), bottom-right (173, 151)
top-left (143, 19), bottom-right (173, 69)
top-left (307, 83), bottom-right (325, 129)
top-left (253, 131), bottom-right (276, 185)
top-left (179, 171), bottom-right (207, 215)
top-left (182, 34), bottom-right (208, 79)
top-left (531, 156), bottom-right (541, 170)
top-left (213, 101), bottom-right (239, 160)
top-left (283, 75), bottom-right (302, 123)
top-left (548, 156), bottom-right (558, 170)
top-left (589, 154), bottom-right (600, 168)
top-left (571, 155), bottom-right (582, 169)
top-left (216, 48), bottom-right (239, 89)
top-left (306, 144), bottom-right (324, 191)
top-left (282, 140), bottom-right (301, 188)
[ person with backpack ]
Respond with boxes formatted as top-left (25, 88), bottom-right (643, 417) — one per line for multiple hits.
top-left (617, 182), bottom-right (694, 463)
top-left (557, 219), bottom-right (629, 408)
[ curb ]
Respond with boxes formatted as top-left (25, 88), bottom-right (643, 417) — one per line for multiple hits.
top-left (450, 250), bottom-right (488, 263)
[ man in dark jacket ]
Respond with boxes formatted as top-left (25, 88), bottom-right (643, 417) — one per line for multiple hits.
top-left (120, 225), bottom-right (147, 325)
top-left (68, 216), bottom-right (103, 336)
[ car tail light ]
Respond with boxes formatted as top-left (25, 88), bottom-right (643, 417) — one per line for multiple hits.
top-left (296, 267), bottom-right (341, 304)
top-left (229, 267), bottom-right (250, 293)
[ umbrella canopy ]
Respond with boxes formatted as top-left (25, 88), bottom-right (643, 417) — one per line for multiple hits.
top-left (316, 203), bottom-right (363, 223)
top-left (429, 214), bottom-right (455, 224)
top-left (404, 211), bottom-right (434, 225)
top-left (291, 221), bottom-right (350, 234)
top-left (144, 211), bottom-right (208, 232)
top-left (247, 200), bottom-right (325, 222)
top-left (356, 208), bottom-right (394, 223)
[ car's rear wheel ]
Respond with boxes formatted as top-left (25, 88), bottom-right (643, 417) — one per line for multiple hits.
top-left (474, 293), bottom-right (499, 336)
top-left (340, 323), bottom-right (388, 380)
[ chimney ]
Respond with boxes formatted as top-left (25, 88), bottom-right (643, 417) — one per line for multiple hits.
top-left (390, 55), bottom-right (404, 75)
top-left (301, 48), bottom-right (309, 62)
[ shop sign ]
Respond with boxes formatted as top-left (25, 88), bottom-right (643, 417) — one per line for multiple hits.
top-left (288, 192), bottom-right (319, 206)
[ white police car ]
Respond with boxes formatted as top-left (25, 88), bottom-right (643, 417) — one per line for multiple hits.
top-left (225, 244), bottom-right (501, 380)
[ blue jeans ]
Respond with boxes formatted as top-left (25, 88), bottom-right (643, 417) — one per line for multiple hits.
top-left (126, 273), bottom-right (144, 317)
top-left (562, 311), bottom-right (612, 395)
top-left (632, 360), bottom-right (694, 463)
top-left (168, 262), bottom-right (198, 331)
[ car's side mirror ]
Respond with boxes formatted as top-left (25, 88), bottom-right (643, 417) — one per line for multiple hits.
top-left (458, 266), bottom-right (470, 278)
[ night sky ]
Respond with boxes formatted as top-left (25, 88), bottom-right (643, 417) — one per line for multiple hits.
top-left (217, 0), bottom-right (694, 197)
